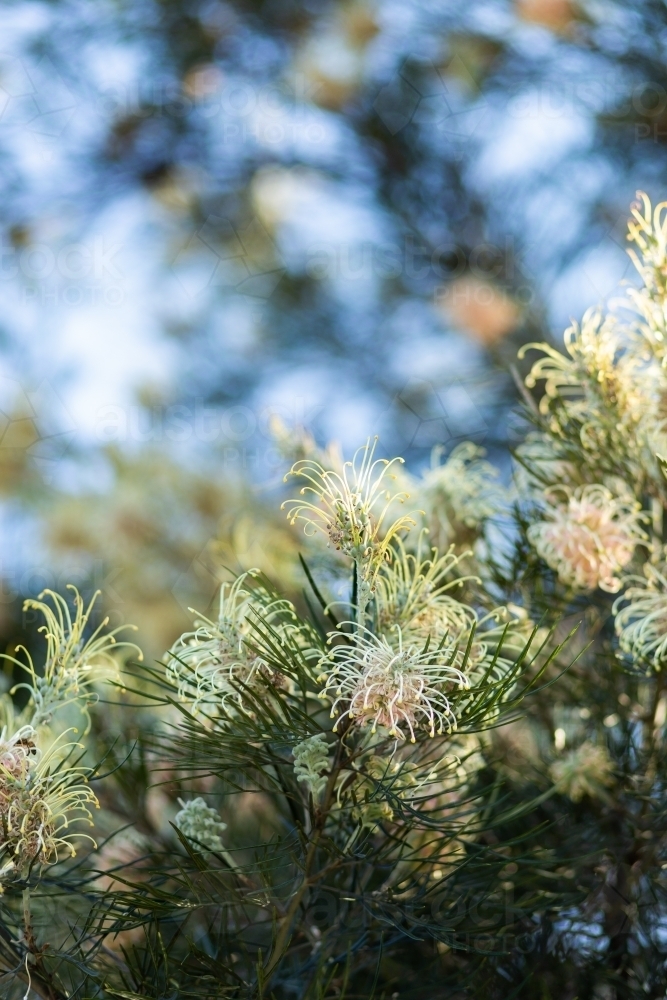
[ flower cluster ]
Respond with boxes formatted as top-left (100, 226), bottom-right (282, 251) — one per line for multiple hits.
top-left (0, 588), bottom-right (138, 875)
top-left (374, 538), bottom-right (478, 645)
top-left (418, 442), bottom-right (506, 544)
top-left (514, 194), bottom-right (667, 684)
top-left (519, 309), bottom-right (650, 484)
top-left (626, 192), bottom-right (667, 363)
top-left (372, 537), bottom-right (519, 681)
top-left (613, 559), bottom-right (667, 669)
top-left (0, 735), bottom-right (98, 871)
top-left (549, 742), bottom-right (614, 803)
top-left (4, 587), bottom-right (142, 732)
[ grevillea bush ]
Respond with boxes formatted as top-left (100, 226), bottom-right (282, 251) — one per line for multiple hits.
top-left (4, 195), bottom-right (667, 998)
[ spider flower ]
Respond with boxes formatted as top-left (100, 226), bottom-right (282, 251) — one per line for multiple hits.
top-left (375, 537), bottom-right (523, 682)
top-left (550, 742), bottom-right (614, 803)
top-left (2, 587), bottom-right (142, 732)
top-left (376, 538), bottom-right (478, 643)
top-left (166, 573), bottom-right (291, 712)
top-left (527, 485), bottom-right (645, 593)
top-left (283, 438), bottom-right (417, 612)
top-left (319, 626), bottom-right (470, 742)
top-left (419, 442), bottom-right (506, 539)
top-left (519, 310), bottom-right (647, 461)
top-left (613, 560), bottom-right (667, 669)
top-left (0, 733), bottom-right (98, 871)
top-left (626, 192), bottom-right (667, 363)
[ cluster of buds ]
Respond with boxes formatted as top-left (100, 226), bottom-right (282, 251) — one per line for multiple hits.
top-left (174, 798), bottom-right (227, 853)
top-left (292, 734), bottom-right (331, 797)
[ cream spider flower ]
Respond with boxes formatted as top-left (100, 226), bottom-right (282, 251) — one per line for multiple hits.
top-left (419, 442), bottom-right (506, 541)
top-left (375, 537), bottom-right (524, 682)
top-left (613, 560), bottom-right (667, 669)
top-left (166, 573), bottom-right (292, 712)
top-left (626, 192), bottom-right (667, 363)
top-left (319, 626), bottom-right (470, 742)
top-left (519, 310), bottom-right (647, 454)
top-left (375, 536), bottom-right (477, 643)
top-left (527, 485), bottom-right (646, 593)
top-left (0, 733), bottom-right (98, 871)
top-left (550, 742), bottom-right (614, 803)
top-left (283, 438), bottom-right (417, 619)
top-left (1, 587), bottom-right (142, 733)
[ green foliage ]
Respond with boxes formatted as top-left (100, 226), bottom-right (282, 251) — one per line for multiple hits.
top-left (9, 195), bottom-right (667, 997)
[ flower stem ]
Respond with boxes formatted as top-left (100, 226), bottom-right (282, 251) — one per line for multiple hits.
top-left (261, 743), bottom-right (344, 993)
top-left (356, 561), bottom-right (364, 631)
top-left (20, 883), bottom-right (59, 1000)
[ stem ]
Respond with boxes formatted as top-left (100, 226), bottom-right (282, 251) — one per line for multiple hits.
top-left (22, 886), bottom-right (31, 942)
top-left (261, 844), bottom-right (318, 986)
top-left (261, 742), bottom-right (345, 992)
top-left (20, 883), bottom-right (58, 1000)
top-left (355, 561), bottom-right (368, 632)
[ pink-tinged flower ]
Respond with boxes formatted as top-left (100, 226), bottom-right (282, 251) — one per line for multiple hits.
top-left (528, 485), bottom-right (645, 593)
top-left (319, 626), bottom-right (469, 742)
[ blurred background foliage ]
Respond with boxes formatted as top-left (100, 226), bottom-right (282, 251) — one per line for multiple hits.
top-left (1, 0), bottom-right (667, 662)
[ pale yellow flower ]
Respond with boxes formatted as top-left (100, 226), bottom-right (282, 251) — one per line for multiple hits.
top-left (374, 537), bottom-right (478, 646)
top-left (2, 587), bottom-right (142, 732)
top-left (419, 442), bottom-right (506, 540)
top-left (0, 733), bottom-right (98, 870)
top-left (626, 192), bottom-right (667, 363)
top-left (614, 559), bottom-right (667, 669)
top-left (372, 536), bottom-right (523, 686)
top-left (283, 438), bottom-right (417, 617)
top-left (519, 309), bottom-right (648, 473)
top-left (166, 573), bottom-right (292, 712)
